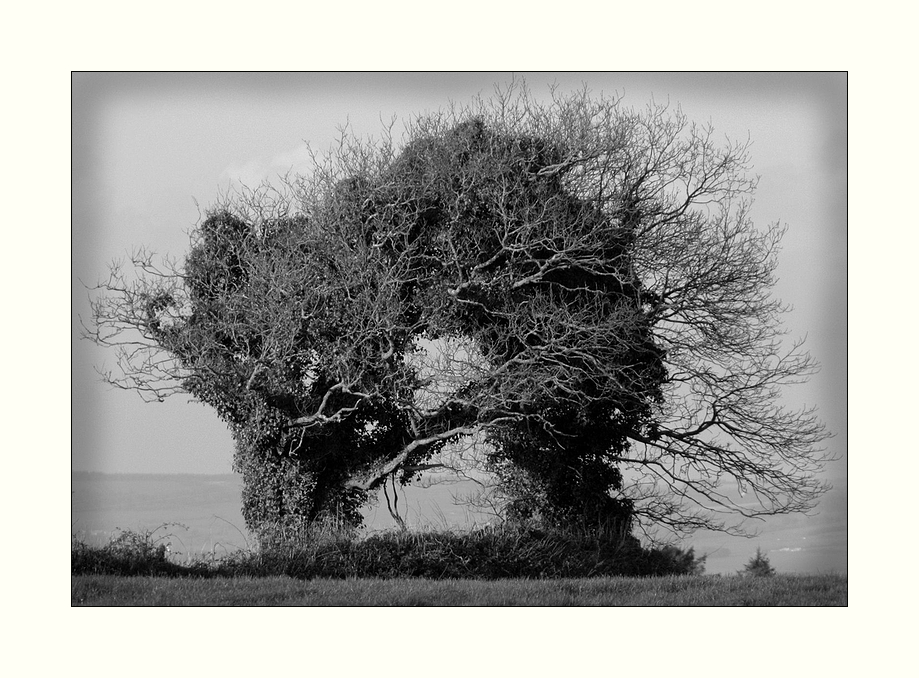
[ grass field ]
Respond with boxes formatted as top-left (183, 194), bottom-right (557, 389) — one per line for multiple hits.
top-left (71, 573), bottom-right (846, 606)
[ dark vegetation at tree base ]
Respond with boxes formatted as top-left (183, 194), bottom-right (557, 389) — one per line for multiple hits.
top-left (71, 525), bottom-right (705, 580)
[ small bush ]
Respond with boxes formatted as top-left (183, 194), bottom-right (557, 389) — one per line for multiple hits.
top-left (739, 547), bottom-right (776, 577)
top-left (640, 545), bottom-right (707, 576)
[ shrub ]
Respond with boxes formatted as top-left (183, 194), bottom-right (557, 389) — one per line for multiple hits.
top-left (640, 545), bottom-right (707, 576)
top-left (72, 523), bottom-right (707, 579)
top-left (739, 547), bottom-right (776, 577)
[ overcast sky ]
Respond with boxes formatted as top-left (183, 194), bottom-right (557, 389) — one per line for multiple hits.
top-left (71, 73), bottom-right (846, 527)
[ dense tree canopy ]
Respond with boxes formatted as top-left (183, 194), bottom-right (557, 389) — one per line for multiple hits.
top-left (88, 84), bottom-right (830, 538)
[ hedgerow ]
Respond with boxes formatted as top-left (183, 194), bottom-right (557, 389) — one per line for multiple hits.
top-left (72, 523), bottom-right (704, 579)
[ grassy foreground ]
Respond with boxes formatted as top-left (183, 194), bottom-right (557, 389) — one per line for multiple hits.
top-left (72, 573), bottom-right (846, 606)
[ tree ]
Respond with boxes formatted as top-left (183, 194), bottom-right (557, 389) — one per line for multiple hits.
top-left (86, 81), bottom-right (831, 539)
top-left (740, 547), bottom-right (776, 577)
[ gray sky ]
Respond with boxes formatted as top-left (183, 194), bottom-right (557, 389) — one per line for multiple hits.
top-left (72, 73), bottom-right (846, 527)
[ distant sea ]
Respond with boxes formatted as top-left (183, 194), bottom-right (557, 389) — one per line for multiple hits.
top-left (71, 472), bottom-right (846, 574)
top-left (70, 472), bottom-right (495, 558)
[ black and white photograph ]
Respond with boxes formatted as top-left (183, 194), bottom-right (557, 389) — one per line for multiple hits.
top-left (71, 72), bottom-right (847, 607)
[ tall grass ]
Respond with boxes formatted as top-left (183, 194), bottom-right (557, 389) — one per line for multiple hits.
top-left (71, 524), bottom-right (193, 576)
